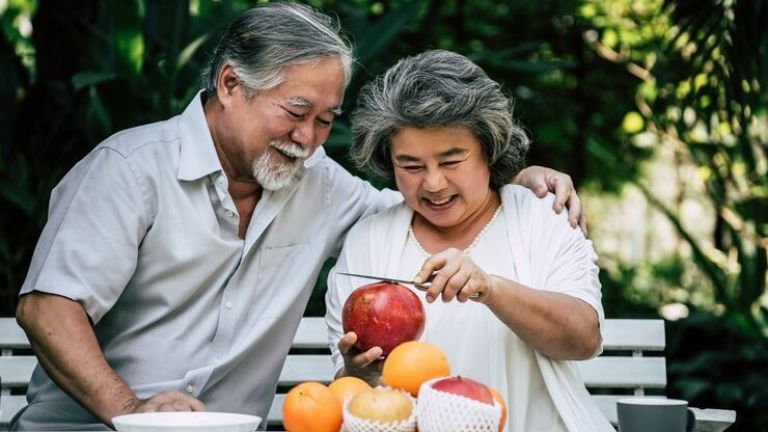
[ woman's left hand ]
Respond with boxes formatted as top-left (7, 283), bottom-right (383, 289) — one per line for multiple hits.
top-left (413, 248), bottom-right (497, 304)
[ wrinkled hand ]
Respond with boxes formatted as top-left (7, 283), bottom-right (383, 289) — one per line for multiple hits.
top-left (127, 390), bottom-right (206, 414)
top-left (337, 332), bottom-right (383, 386)
top-left (514, 165), bottom-right (587, 235)
top-left (414, 248), bottom-right (497, 304)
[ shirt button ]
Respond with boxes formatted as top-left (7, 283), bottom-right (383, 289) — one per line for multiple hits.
top-left (224, 210), bottom-right (234, 218)
top-left (225, 301), bottom-right (233, 309)
top-left (186, 384), bottom-right (195, 394)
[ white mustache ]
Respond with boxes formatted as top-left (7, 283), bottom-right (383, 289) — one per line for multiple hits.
top-left (271, 140), bottom-right (309, 159)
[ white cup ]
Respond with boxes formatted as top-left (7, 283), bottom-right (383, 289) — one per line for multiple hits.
top-left (617, 398), bottom-right (694, 432)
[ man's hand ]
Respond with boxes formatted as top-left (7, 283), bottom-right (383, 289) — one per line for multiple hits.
top-left (128, 390), bottom-right (206, 413)
top-left (336, 332), bottom-right (383, 386)
top-left (514, 165), bottom-right (587, 235)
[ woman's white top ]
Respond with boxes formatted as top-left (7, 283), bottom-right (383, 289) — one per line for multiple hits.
top-left (326, 185), bottom-right (614, 432)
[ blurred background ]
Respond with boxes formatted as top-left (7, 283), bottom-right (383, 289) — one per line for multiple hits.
top-left (0, 0), bottom-right (766, 429)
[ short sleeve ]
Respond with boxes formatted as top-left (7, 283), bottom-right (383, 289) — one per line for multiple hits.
top-left (537, 202), bottom-right (605, 356)
top-left (20, 147), bottom-right (149, 323)
top-left (544, 222), bottom-right (604, 328)
top-left (324, 157), bottom-right (402, 257)
top-left (515, 190), bottom-right (605, 356)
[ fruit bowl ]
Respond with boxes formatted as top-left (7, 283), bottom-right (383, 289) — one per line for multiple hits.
top-left (112, 411), bottom-right (261, 432)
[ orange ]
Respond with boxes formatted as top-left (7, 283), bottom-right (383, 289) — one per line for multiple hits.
top-left (381, 341), bottom-right (450, 396)
top-left (328, 376), bottom-right (371, 405)
top-left (282, 381), bottom-right (342, 432)
top-left (490, 387), bottom-right (507, 432)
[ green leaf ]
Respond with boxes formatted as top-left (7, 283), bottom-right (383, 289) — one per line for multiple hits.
top-left (492, 59), bottom-right (575, 74)
top-left (674, 378), bottom-right (711, 401)
top-left (469, 42), bottom-right (545, 63)
top-left (355, 1), bottom-right (422, 65)
top-left (71, 72), bottom-right (117, 91)
top-left (88, 86), bottom-right (112, 133)
top-left (113, 0), bottom-right (146, 77)
top-left (175, 33), bottom-right (209, 73)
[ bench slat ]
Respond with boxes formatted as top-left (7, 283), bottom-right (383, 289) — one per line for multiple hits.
top-left (292, 317), bottom-right (328, 349)
top-left (0, 317), bottom-right (668, 352)
top-left (688, 408), bottom-right (737, 432)
top-left (0, 357), bottom-right (36, 388)
top-left (278, 354), bottom-right (668, 391)
top-left (601, 319), bottom-right (665, 351)
top-left (0, 319), bottom-right (27, 350)
top-left (268, 394), bottom-right (285, 425)
top-left (278, 355), bottom-right (335, 386)
top-left (0, 395), bottom-right (27, 424)
top-left (579, 356), bottom-right (666, 388)
top-left (290, 318), bottom-right (667, 351)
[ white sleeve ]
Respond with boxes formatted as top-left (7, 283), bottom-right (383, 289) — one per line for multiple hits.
top-left (543, 218), bottom-right (605, 333)
top-left (515, 191), bottom-right (605, 355)
top-left (524, 192), bottom-right (605, 356)
top-left (324, 158), bottom-right (402, 257)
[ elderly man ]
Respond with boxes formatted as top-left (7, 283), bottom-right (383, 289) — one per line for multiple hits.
top-left (12, 3), bottom-right (584, 431)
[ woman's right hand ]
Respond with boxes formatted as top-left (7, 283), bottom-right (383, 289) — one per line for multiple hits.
top-left (337, 332), bottom-right (384, 386)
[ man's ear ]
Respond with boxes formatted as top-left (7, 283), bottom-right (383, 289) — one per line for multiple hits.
top-left (216, 64), bottom-right (240, 105)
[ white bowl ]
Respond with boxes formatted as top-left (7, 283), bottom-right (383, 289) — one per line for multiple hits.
top-left (112, 411), bottom-right (261, 432)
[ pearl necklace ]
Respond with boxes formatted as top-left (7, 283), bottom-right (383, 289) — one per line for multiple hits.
top-left (408, 204), bottom-right (503, 256)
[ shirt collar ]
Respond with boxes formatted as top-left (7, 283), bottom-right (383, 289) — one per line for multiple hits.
top-left (305, 145), bottom-right (325, 167)
top-left (177, 91), bottom-right (223, 181)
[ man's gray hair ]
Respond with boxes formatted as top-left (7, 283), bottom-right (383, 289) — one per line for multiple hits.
top-left (203, 2), bottom-right (353, 98)
top-left (351, 50), bottom-right (529, 188)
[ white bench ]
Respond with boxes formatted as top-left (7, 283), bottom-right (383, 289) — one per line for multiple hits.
top-left (0, 317), bottom-right (735, 431)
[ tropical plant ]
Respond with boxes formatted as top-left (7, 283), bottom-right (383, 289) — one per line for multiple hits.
top-left (582, 0), bottom-right (767, 429)
top-left (588, 0), bottom-right (767, 332)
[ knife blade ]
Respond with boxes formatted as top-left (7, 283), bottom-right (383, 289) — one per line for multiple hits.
top-left (336, 271), bottom-right (432, 290)
top-left (336, 271), bottom-right (481, 298)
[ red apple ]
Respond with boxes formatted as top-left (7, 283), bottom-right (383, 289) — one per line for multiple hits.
top-left (431, 376), bottom-right (494, 405)
top-left (342, 281), bottom-right (425, 356)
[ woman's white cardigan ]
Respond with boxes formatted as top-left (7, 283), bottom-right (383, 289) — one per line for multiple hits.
top-left (326, 185), bottom-right (614, 431)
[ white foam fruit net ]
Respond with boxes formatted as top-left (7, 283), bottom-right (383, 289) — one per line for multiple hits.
top-left (415, 377), bottom-right (502, 432)
top-left (342, 388), bottom-right (417, 432)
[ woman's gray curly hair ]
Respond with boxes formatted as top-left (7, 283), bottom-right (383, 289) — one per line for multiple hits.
top-left (351, 50), bottom-right (529, 188)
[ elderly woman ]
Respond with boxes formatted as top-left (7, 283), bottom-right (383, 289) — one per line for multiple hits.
top-left (325, 50), bottom-right (613, 431)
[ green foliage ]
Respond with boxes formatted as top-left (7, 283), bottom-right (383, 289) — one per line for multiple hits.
top-left (648, 0), bottom-right (767, 330)
top-left (667, 309), bottom-right (768, 431)
top-left (591, 2), bottom-right (768, 428)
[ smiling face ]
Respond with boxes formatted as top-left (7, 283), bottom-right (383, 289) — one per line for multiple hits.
top-left (212, 56), bottom-right (345, 190)
top-left (391, 127), bottom-right (496, 230)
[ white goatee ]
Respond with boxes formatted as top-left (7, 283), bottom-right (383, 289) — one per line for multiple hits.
top-left (252, 140), bottom-right (310, 191)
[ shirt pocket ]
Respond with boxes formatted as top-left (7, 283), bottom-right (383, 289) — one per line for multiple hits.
top-left (259, 243), bottom-right (309, 269)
